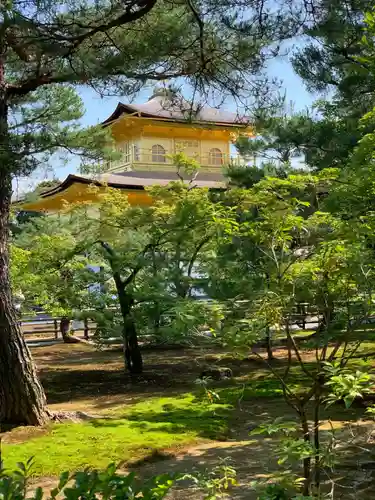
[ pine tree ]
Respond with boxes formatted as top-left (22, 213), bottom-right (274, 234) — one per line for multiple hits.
top-left (292, 0), bottom-right (373, 115)
top-left (289, 0), bottom-right (375, 168)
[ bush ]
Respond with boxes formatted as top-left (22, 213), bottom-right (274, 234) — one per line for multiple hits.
top-left (0, 461), bottom-right (179, 500)
top-left (0, 460), bottom-right (236, 500)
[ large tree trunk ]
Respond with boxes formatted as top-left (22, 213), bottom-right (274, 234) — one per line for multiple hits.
top-left (115, 282), bottom-right (142, 374)
top-left (0, 43), bottom-right (48, 426)
top-left (59, 317), bottom-right (80, 343)
top-left (0, 170), bottom-right (48, 426)
top-left (101, 241), bottom-right (143, 374)
top-left (265, 326), bottom-right (274, 361)
top-left (123, 314), bottom-right (143, 374)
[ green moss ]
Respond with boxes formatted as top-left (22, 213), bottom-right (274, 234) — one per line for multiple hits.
top-left (3, 394), bottom-right (231, 477)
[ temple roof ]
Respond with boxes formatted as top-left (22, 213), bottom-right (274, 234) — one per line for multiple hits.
top-left (19, 169), bottom-right (225, 205)
top-left (102, 90), bottom-right (248, 127)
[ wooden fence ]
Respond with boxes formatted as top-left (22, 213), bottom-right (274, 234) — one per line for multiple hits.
top-left (21, 317), bottom-right (95, 340)
top-left (20, 302), bottom-right (321, 341)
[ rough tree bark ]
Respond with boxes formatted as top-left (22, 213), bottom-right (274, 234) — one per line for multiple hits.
top-left (0, 172), bottom-right (48, 425)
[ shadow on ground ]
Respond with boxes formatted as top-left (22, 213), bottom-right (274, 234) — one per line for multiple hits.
top-left (32, 343), bottom-right (251, 407)
top-left (128, 405), bottom-right (375, 500)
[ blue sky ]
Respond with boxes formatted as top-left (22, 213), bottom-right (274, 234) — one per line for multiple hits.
top-left (16, 51), bottom-right (318, 193)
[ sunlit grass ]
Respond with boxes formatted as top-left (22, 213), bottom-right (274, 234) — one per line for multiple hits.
top-left (3, 394), bottom-right (231, 477)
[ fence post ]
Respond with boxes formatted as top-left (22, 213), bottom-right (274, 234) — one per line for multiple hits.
top-left (302, 304), bottom-right (306, 330)
top-left (54, 319), bottom-right (58, 339)
top-left (84, 318), bottom-right (89, 340)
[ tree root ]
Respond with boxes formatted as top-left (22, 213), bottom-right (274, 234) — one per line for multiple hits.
top-left (48, 410), bottom-right (100, 422)
top-left (62, 335), bottom-right (94, 345)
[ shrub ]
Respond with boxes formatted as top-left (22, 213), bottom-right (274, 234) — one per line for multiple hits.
top-left (0, 460), bottom-right (236, 500)
top-left (0, 461), bottom-right (179, 500)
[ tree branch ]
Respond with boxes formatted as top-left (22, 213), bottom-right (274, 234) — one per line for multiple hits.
top-left (5, 0), bottom-right (162, 97)
top-left (186, 0), bottom-right (205, 72)
top-left (48, 0), bottom-right (157, 46)
top-left (7, 68), bottom-right (189, 98)
top-left (187, 236), bottom-right (210, 277)
top-left (99, 238), bottom-right (162, 289)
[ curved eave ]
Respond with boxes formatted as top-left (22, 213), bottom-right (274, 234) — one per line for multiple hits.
top-left (37, 174), bottom-right (146, 197)
top-left (19, 182), bottom-right (149, 213)
top-left (17, 174), bottom-right (146, 212)
top-left (101, 103), bottom-right (138, 126)
top-left (101, 102), bottom-right (251, 129)
top-left (18, 174), bottom-right (225, 212)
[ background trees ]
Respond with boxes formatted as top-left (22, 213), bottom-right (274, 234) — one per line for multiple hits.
top-left (13, 172), bottom-right (231, 373)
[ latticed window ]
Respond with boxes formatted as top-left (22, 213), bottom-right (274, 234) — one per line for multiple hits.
top-left (152, 144), bottom-right (166, 163)
top-left (133, 144), bottom-right (140, 161)
top-left (209, 148), bottom-right (223, 165)
top-left (119, 141), bottom-right (131, 162)
top-left (175, 140), bottom-right (199, 150)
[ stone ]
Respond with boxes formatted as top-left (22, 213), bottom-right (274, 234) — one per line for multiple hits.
top-left (199, 366), bottom-right (233, 381)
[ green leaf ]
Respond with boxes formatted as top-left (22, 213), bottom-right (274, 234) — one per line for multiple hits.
top-left (58, 471), bottom-right (70, 490)
top-left (33, 486), bottom-right (44, 500)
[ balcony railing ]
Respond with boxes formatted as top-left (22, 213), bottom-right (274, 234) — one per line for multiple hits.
top-left (108, 148), bottom-right (246, 172)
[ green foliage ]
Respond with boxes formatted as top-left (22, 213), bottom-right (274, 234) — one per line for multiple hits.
top-left (365, 404), bottom-right (375, 418)
top-left (7, 0), bottom-right (375, 485)
top-left (10, 85), bottom-right (116, 176)
top-left (251, 417), bottom-right (314, 473)
top-left (226, 163), bottom-right (288, 189)
top-left (209, 166), bottom-right (375, 496)
top-left (292, 0), bottom-right (373, 112)
top-left (234, 109), bottom-right (317, 170)
top-left (230, 0), bottom-right (375, 176)
top-left (251, 474), bottom-right (308, 500)
top-left (0, 460), bottom-right (234, 500)
top-left (189, 460), bottom-right (237, 500)
top-left (0, 462), bottom-right (178, 500)
top-left (323, 362), bottom-right (373, 408)
top-left (12, 176), bottom-right (231, 346)
top-left (11, 213), bottom-right (100, 318)
top-left (250, 418), bottom-right (298, 437)
top-left (257, 483), bottom-right (290, 500)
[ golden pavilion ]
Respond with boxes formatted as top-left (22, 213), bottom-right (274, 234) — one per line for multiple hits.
top-left (22, 89), bottom-right (251, 211)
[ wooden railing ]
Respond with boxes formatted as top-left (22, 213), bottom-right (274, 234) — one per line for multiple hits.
top-left (108, 150), bottom-right (247, 172)
top-left (21, 316), bottom-right (95, 340)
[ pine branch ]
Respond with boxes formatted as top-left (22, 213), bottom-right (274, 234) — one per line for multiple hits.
top-left (50, 0), bottom-right (157, 46)
top-left (7, 67), bottom-right (189, 98)
top-left (6, 0), bottom-right (160, 97)
top-left (186, 0), bottom-right (206, 72)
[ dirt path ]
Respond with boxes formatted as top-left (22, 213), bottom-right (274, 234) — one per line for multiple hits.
top-left (134, 440), bottom-right (270, 499)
